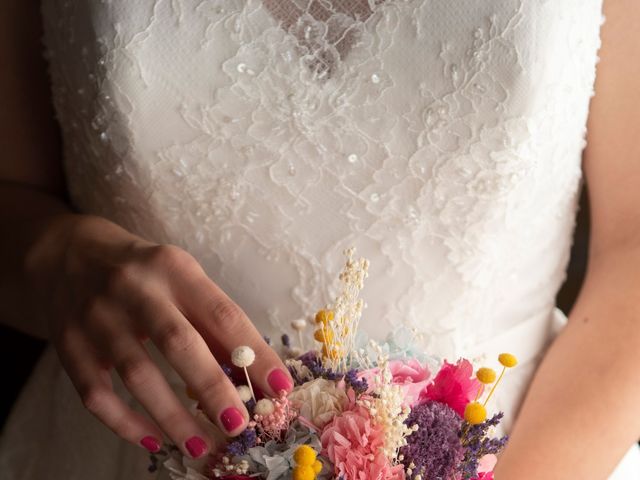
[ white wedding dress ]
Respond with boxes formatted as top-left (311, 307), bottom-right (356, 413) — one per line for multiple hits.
top-left (1, 0), bottom-right (639, 478)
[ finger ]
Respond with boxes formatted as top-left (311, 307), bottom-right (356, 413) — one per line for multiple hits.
top-left (134, 299), bottom-right (249, 437)
top-left (177, 274), bottom-right (294, 399)
top-left (105, 331), bottom-right (216, 458)
top-left (56, 329), bottom-right (164, 453)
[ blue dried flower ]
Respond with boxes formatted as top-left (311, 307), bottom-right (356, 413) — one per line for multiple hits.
top-left (281, 334), bottom-right (291, 347)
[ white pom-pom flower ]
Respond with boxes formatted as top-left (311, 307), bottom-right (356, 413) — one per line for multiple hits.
top-left (231, 346), bottom-right (255, 368)
top-left (254, 398), bottom-right (275, 416)
top-left (291, 318), bottom-right (307, 331)
top-left (236, 385), bottom-right (252, 403)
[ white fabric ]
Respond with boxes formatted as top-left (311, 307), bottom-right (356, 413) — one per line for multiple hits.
top-left (1, 0), bottom-right (639, 477)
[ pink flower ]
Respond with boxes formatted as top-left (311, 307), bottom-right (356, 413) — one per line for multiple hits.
top-left (358, 359), bottom-right (431, 406)
top-left (418, 358), bottom-right (483, 417)
top-left (472, 473), bottom-right (494, 480)
top-left (470, 453), bottom-right (497, 480)
top-left (320, 404), bottom-right (405, 480)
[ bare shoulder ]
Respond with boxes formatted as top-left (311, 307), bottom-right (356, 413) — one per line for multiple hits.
top-left (0, 0), bottom-right (64, 193)
top-left (583, 0), bottom-right (640, 258)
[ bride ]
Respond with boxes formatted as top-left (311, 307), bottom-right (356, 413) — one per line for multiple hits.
top-left (1, 0), bottom-right (639, 478)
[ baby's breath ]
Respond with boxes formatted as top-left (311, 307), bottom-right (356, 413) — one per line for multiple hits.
top-left (358, 343), bottom-right (414, 463)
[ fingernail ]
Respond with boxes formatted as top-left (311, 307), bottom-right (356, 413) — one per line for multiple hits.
top-left (220, 407), bottom-right (245, 433)
top-left (267, 368), bottom-right (293, 395)
top-left (140, 436), bottom-right (161, 453)
top-left (185, 436), bottom-right (207, 458)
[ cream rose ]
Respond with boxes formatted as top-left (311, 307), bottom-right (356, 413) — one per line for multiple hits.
top-left (287, 378), bottom-right (348, 430)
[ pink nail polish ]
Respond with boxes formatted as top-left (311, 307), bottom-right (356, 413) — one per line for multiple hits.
top-left (185, 436), bottom-right (207, 458)
top-left (267, 368), bottom-right (293, 395)
top-left (140, 436), bottom-right (161, 453)
top-left (220, 407), bottom-right (245, 432)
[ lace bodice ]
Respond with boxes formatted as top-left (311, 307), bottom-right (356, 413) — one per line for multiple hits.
top-left (41, 0), bottom-right (604, 360)
top-left (9, 4), bottom-right (640, 480)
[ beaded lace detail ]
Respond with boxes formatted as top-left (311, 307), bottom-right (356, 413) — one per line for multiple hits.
top-left (41, 0), bottom-right (604, 360)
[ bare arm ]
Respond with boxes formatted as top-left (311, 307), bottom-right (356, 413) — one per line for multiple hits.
top-left (0, 0), bottom-right (77, 338)
top-left (494, 0), bottom-right (640, 477)
top-left (0, 1), bottom-right (294, 458)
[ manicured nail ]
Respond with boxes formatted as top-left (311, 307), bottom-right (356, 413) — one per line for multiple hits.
top-left (267, 368), bottom-right (293, 395)
top-left (140, 436), bottom-right (161, 453)
top-left (185, 436), bottom-right (207, 458)
top-left (220, 407), bottom-right (245, 433)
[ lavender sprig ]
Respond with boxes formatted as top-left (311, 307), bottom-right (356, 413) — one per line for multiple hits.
top-left (298, 351), bottom-right (342, 380)
top-left (459, 412), bottom-right (508, 479)
top-left (344, 369), bottom-right (368, 395)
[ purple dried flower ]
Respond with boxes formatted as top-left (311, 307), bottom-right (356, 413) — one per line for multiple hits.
top-left (459, 412), bottom-right (508, 479)
top-left (400, 400), bottom-right (465, 480)
top-left (226, 428), bottom-right (258, 456)
top-left (344, 369), bottom-right (368, 395)
top-left (281, 334), bottom-right (291, 347)
top-left (304, 351), bottom-right (343, 380)
top-left (245, 398), bottom-right (256, 413)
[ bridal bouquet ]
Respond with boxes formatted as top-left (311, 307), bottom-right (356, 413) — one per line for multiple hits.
top-left (152, 249), bottom-right (516, 480)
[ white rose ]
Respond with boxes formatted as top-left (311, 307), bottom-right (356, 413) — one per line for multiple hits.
top-left (287, 378), bottom-right (348, 429)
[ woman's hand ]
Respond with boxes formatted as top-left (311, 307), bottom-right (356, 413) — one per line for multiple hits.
top-left (26, 214), bottom-right (293, 458)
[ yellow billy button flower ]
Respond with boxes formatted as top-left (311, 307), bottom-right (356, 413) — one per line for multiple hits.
top-left (293, 444), bottom-right (317, 465)
top-left (464, 401), bottom-right (487, 424)
top-left (292, 466), bottom-right (315, 480)
top-left (482, 352), bottom-right (519, 408)
top-left (312, 460), bottom-right (323, 474)
top-left (314, 328), bottom-right (334, 344)
top-left (293, 445), bottom-right (319, 480)
top-left (499, 353), bottom-right (518, 368)
top-left (476, 367), bottom-right (497, 384)
top-left (315, 309), bottom-right (334, 326)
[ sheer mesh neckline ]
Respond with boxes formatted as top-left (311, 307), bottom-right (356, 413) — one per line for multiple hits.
top-left (263, 0), bottom-right (390, 78)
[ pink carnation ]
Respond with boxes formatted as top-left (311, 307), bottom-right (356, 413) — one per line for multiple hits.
top-left (358, 359), bottom-right (431, 406)
top-left (320, 404), bottom-right (405, 480)
top-left (418, 358), bottom-right (483, 417)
